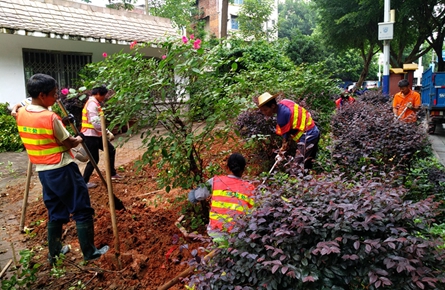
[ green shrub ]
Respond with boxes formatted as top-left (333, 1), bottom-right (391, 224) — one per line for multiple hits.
top-left (0, 114), bottom-right (24, 152)
top-left (188, 172), bottom-right (445, 289)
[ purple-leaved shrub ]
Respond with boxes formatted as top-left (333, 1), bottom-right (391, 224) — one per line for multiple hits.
top-left (331, 91), bottom-right (429, 175)
top-left (188, 172), bottom-right (445, 289)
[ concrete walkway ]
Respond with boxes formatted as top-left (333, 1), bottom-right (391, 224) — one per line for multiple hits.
top-left (0, 131), bottom-right (146, 274)
top-left (428, 124), bottom-right (445, 167)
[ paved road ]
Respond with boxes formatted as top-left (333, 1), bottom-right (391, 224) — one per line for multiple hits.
top-left (429, 124), bottom-right (445, 167)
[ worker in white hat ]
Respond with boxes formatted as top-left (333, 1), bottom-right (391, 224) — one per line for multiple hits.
top-left (257, 92), bottom-right (320, 169)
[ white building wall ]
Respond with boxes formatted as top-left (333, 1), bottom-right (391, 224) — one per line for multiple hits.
top-left (0, 33), bottom-right (162, 107)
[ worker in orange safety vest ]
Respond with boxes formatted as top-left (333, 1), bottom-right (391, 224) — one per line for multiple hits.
top-left (16, 73), bottom-right (108, 264)
top-left (188, 153), bottom-right (255, 241)
top-left (257, 92), bottom-right (320, 170)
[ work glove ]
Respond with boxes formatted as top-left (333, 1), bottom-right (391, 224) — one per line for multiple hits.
top-left (106, 129), bottom-right (115, 141)
top-left (61, 114), bottom-right (75, 126)
top-left (406, 102), bottom-right (413, 109)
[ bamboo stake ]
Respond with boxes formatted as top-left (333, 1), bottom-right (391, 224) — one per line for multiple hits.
top-left (0, 259), bottom-right (13, 278)
top-left (19, 160), bottom-right (32, 232)
top-left (100, 112), bottom-right (121, 270)
top-left (157, 249), bottom-right (217, 290)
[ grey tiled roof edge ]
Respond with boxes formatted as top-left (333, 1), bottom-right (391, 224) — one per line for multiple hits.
top-left (0, 0), bottom-right (179, 43)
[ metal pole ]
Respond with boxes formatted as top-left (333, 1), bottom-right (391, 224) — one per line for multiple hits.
top-left (382, 0), bottom-right (391, 95)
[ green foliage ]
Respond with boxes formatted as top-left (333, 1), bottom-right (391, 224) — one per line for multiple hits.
top-left (0, 103), bottom-right (10, 116)
top-left (80, 36), bottom-right (245, 190)
top-left (0, 112), bottom-right (24, 153)
top-left (50, 254), bottom-right (66, 278)
top-left (237, 0), bottom-right (275, 41)
top-left (278, 0), bottom-right (317, 38)
top-left (188, 173), bottom-right (445, 289)
top-left (403, 155), bottom-right (445, 223)
top-left (148, 0), bottom-right (197, 28)
top-left (1, 249), bottom-right (41, 289)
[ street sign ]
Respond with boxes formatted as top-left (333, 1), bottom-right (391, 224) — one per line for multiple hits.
top-left (378, 22), bottom-right (394, 40)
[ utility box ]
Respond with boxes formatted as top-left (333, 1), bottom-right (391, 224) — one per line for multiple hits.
top-left (421, 67), bottom-right (445, 134)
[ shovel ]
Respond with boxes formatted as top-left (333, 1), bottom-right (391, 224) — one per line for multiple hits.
top-left (56, 100), bottom-right (125, 211)
top-left (261, 154), bottom-right (282, 184)
top-left (396, 102), bottom-right (412, 121)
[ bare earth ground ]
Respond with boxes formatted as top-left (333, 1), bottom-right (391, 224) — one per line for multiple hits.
top-left (0, 134), bottom-right (260, 290)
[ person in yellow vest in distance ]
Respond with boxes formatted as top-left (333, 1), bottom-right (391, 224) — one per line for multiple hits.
top-left (15, 73), bottom-right (109, 264)
top-left (257, 92), bottom-right (321, 170)
top-left (188, 153), bottom-right (256, 243)
top-left (80, 85), bottom-right (122, 189)
top-left (393, 79), bottom-right (421, 123)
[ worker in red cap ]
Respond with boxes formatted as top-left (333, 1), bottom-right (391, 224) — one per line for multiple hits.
top-left (257, 92), bottom-right (320, 169)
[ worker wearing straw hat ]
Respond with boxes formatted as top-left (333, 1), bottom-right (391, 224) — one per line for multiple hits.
top-left (257, 92), bottom-right (320, 169)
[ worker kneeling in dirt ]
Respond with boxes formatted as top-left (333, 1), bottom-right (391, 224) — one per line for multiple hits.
top-left (188, 153), bottom-right (255, 243)
top-left (16, 74), bottom-right (109, 264)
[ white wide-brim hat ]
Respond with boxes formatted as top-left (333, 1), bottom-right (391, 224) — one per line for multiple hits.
top-left (258, 92), bottom-right (276, 107)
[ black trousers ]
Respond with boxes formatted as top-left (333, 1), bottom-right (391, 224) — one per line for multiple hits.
top-left (83, 136), bottom-right (117, 183)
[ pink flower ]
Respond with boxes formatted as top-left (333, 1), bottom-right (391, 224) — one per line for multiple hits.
top-left (61, 88), bottom-right (69, 95)
top-left (130, 41), bottom-right (137, 49)
top-left (182, 36), bottom-right (188, 44)
top-left (162, 55), bottom-right (167, 60)
top-left (102, 52), bottom-right (108, 58)
top-left (193, 39), bottom-right (202, 49)
top-left (190, 34), bottom-right (195, 39)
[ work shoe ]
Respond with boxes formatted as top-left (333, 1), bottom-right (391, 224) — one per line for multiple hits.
top-left (111, 174), bottom-right (123, 180)
top-left (86, 182), bottom-right (97, 189)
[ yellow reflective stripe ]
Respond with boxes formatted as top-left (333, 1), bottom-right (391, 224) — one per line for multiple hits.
top-left (211, 200), bottom-right (247, 212)
top-left (213, 189), bottom-right (255, 206)
top-left (209, 212), bottom-right (232, 223)
top-left (292, 131), bottom-right (304, 141)
top-left (82, 122), bottom-right (94, 128)
top-left (18, 126), bottom-right (53, 135)
top-left (21, 137), bottom-right (56, 146)
top-left (299, 111), bottom-right (307, 131)
top-left (27, 146), bottom-right (66, 156)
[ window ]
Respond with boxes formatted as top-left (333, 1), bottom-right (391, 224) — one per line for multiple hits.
top-left (231, 15), bottom-right (239, 30)
top-left (234, 0), bottom-right (243, 4)
top-left (23, 49), bottom-right (92, 89)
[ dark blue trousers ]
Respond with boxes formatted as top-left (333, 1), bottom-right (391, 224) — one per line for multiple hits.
top-left (38, 162), bottom-right (95, 223)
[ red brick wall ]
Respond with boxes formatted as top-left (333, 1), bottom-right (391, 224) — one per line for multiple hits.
top-left (198, 0), bottom-right (220, 38)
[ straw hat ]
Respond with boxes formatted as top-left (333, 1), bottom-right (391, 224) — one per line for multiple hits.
top-left (257, 92), bottom-right (276, 107)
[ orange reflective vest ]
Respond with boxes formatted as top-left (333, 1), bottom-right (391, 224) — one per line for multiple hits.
top-left (276, 99), bottom-right (315, 142)
top-left (209, 176), bottom-right (255, 232)
top-left (81, 98), bottom-right (103, 133)
top-left (335, 97), bottom-right (355, 109)
top-left (17, 109), bottom-right (68, 165)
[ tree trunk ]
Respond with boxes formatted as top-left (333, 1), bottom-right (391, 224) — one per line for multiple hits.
top-left (355, 44), bottom-right (376, 90)
top-left (220, 0), bottom-right (229, 38)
